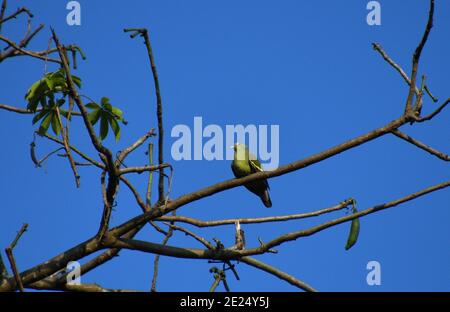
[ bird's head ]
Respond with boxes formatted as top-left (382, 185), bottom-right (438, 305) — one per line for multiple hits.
top-left (230, 143), bottom-right (246, 152)
top-left (230, 143), bottom-right (250, 161)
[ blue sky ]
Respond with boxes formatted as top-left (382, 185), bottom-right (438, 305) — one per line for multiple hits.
top-left (0, 0), bottom-right (449, 291)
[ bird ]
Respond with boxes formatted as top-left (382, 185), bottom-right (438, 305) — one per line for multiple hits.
top-left (231, 143), bottom-right (272, 208)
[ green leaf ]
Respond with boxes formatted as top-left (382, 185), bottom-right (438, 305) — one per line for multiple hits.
top-left (103, 102), bottom-right (113, 112)
top-left (109, 116), bottom-right (121, 141)
top-left (25, 79), bottom-right (43, 100)
top-left (72, 75), bottom-right (82, 88)
top-left (44, 76), bottom-right (54, 90)
top-left (25, 79), bottom-right (48, 111)
top-left (86, 102), bottom-right (100, 110)
top-left (32, 109), bottom-right (50, 125)
top-left (59, 109), bottom-right (69, 119)
top-left (25, 70), bottom-right (83, 113)
top-left (39, 96), bottom-right (47, 108)
top-left (111, 106), bottom-right (124, 121)
top-left (38, 112), bottom-right (53, 135)
top-left (51, 113), bottom-right (62, 136)
top-left (88, 109), bottom-right (101, 126)
top-left (345, 206), bottom-right (360, 251)
top-left (45, 71), bottom-right (66, 92)
top-left (99, 114), bottom-right (109, 140)
top-left (101, 97), bottom-right (110, 106)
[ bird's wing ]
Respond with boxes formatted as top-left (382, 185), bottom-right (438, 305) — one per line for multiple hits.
top-left (231, 162), bottom-right (239, 178)
top-left (249, 158), bottom-right (270, 190)
top-left (249, 158), bottom-right (263, 172)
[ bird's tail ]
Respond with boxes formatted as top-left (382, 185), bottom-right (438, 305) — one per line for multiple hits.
top-left (261, 190), bottom-right (272, 208)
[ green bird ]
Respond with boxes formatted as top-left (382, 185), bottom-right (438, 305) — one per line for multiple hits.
top-left (231, 143), bottom-right (272, 208)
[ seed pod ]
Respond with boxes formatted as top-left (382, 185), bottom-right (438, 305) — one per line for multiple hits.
top-left (345, 207), bottom-right (360, 251)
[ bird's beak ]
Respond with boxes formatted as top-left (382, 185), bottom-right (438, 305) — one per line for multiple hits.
top-left (229, 145), bottom-right (234, 149)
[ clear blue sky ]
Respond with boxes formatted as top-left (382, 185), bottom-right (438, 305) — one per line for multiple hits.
top-left (1, 0), bottom-right (449, 291)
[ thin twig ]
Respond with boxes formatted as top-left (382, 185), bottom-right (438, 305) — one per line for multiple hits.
top-left (120, 176), bottom-right (169, 236)
top-left (17, 23), bottom-right (43, 50)
top-left (0, 0), bottom-right (7, 33)
top-left (146, 143), bottom-right (154, 208)
top-left (372, 42), bottom-right (438, 103)
top-left (119, 163), bottom-right (171, 175)
top-left (415, 97), bottom-right (450, 122)
top-left (157, 199), bottom-right (354, 227)
top-left (55, 105), bottom-right (80, 187)
top-left (116, 129), bottom-right (155, 164)
top-left (8, 224), bottom-right (28, 250)
top-left (404, 0), bottom-right (434, 115)
top-left (163, 222), bottom-right (214, 250)
top-left (64, 283), bottom-right (137, 292)
top-left (240, 256), bottom-right (316, 292)
top-left (372, 43), bottom-right (419, 95)
top-left (209, 274), bottom-right (221, 292)
top-left (0, 6), bottom-right (33, 25)
top-left (97, 171), bottom-right (119, 239)
top-left (391, 130), bottom-right (449, 161)
top-left (124, 28), bottom-right (165, 203)
top-left (0, 103), bottom-right (82, 116)
top-left (30, 141), bottom-right (64, 168)
top-left (151, 218), bottom-right (174, 292)
top-left (5, 223), bottom-right (28, 292)
top-left (40, 132), bottom-right (104, 169)
top-left (120, 176), bottom-right (146, 209)
top-left (0, 30), bottom-right (61, 63)
top-left (0, 252), bottom-right (7, 281)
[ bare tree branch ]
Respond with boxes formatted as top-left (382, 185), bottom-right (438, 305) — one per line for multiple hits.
top-left (5, 223), bottom-right (28, 292)
top-left (157, 199), bottom-right (354, 227)
top-left (240, 257), bottom-right (316, 292)
top-left (0, 5), bottom-right (33, 26)
top-left (27, 224), bottom-right (146, 290)
top-left (111, 116), bottom-right (409, 238)
top-left (29, 283), bottom-right (138, 292)
top-left (116, 129), bottom-right (155, 164)
top-left (119, 163), bottom-right (171, 175)
top-left (146, 143), bottom-right (154, 208)
top-left (372, 43), bottom-right (419, 94)
top-left (391, 129), bottom-right (449, 161)
top-left (55, 105), bottom-right (80, 187)
top-left (0, 103), bottom-right (82, 116)
top-left (103, 180), bottom-right (450, 261)
top-left (415, 97), bottom-right (450, 122)
top-left (124, 28), bottom-right (165, 203)
top-left (151, 221), bottom-right (173, 292)
top-left (404, 0), bottom-right (434, 115)
top-left (257, 180), bottom-right (450, 252)
top-left (40, 132), bottom-right (105, 169)
top-left (0, 0), bottom-right (7, 33)
top-left (0, 28), bottom-right (61, 63)
top-left (163, 222), bottom-right (214, 250)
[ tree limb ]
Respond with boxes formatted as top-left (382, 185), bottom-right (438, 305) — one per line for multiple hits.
top-left (391, 129), bottom-right (449, 161)
top-left (124, 28), bottom-right (165, 203)
top-left (157, 199), bottom-right (354, 227)
top-left (240, 256), bottom-right (316, 292)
